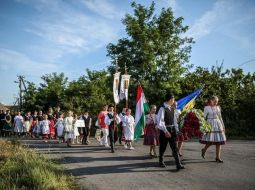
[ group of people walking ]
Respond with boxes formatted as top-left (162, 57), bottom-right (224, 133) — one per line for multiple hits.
top-left (0, 93), bottom-right (226, 170)
top-left (0, 106), bottom-right (92, 146)
top-left (142, 93), bottom-right (226, 170)
top-left (96, 104), bottom-right (135, 153)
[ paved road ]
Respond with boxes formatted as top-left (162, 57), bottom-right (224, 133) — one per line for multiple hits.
top-left (21, 139), bottom-right (255, 190)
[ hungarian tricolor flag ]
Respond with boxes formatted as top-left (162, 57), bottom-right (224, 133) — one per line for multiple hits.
top-left (134, 84), bottom-right (150, 141)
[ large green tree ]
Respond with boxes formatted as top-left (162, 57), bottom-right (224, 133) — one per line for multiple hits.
top-left (107, 2), bottom-right (194, 106)
top-left (37, 72), bottom-right (68, 111)
top-left (64, 69), bottom-right (112, 115)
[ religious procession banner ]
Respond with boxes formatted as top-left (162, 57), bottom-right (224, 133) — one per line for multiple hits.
top-left (119, 74), bottom-right (131, 100)
top-left (113, 72), bottom-right (121, 104)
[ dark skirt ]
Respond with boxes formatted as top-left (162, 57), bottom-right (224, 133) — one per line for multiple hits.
top-left (143, 123), bottom-right (159, 146)
top-left (3, 123), bottom-right (13, 131)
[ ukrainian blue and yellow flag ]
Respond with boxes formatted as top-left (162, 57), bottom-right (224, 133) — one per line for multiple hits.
top-left (177, 88), bottom-right (203, 111)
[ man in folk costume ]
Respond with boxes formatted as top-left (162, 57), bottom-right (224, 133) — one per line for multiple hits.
top-left (105, 105), bottom-right (121, 153)
top-left (157, 93), bottom-right (185, 170)
top-left (98, 105), bottom-right (109, 147)
top-left (82, 111), bottom-right (92, 145)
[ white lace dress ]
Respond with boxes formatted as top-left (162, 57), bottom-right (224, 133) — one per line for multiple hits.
top-left (200, 106), bottom-right (226, 145)
top-left (121, 115), bottom-right (135, 141)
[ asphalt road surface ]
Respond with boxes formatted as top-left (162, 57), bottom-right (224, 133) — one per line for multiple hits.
top-left (21, 138), bottom-right (255, 190)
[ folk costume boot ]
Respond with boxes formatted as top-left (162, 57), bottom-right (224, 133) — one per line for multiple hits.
top-left (159, 157), bottom-right (166, 168)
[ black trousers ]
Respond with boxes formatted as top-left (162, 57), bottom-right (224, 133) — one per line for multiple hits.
top-left (81, 127), bottom-right (88, 144)
top-left (159, 128), bottom-right (182, 167)
top-left (109, 127), bottom-right (118, 151)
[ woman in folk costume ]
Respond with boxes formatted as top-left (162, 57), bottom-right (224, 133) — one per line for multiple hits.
top-left (121, 108), bottom-right (135, 150)
top-left (32, 117), bottom-right (40, 138)
top-left (200, 96), bottom-right (226, 163)
top-left (64, 111), bottom-right (75, 147)
top-left (54, 113), bottom-right (65, 143)
top-left (14, 111), bottom-right (24, 137)
top-left (47, 107), bottom-right (55, 139)
top-left (48, 116), bottom-right (55, 139)
top-left (144, 105), bottom-right (159, 157)
top-left (174, 101), bottom-right (188, 157)
top-left (98, 105), bottom-right (109, 147)
top-left (41, 114), bottom-right (51, 142)
top-left (24, 112), bottom-right (32, 136)
top-left (3, 110), bottom-right (12, 137)
top-left (73, 113), bottom-right (80, 144)
top-left (37, 110), bottom-right (44, 136)
top-left (30, 112), bottom-right (37, 137)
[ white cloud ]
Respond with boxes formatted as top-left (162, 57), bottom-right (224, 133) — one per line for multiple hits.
top-left (0, 48), bottom-right (58, 77)
top-left (187, 0), bottom-right (255, 55)
top-left (17, 0), bottom-right (120, 62)
top-left (187, 0), bottom-right (232, 40)
top-left (81, 0), bottom-right (124, 19)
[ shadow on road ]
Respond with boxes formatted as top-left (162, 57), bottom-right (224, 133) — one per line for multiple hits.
top-left (66, 161), bottom-right (179, 176)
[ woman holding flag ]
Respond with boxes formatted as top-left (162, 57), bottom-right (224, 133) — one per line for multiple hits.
top-left (200, 96), bottom-right (226, 163)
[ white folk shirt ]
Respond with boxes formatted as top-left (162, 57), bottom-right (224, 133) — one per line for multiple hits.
top-left (156, 102), bottom-right (178, 133)
top-left (104, 112), bottom-right (121, 126)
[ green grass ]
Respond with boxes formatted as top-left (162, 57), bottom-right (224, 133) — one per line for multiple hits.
top-left (0, 140), bottom-right (82, 190)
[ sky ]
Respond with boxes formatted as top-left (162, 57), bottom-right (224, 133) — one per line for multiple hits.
top-left (0, 0), bottom-right (255, 105)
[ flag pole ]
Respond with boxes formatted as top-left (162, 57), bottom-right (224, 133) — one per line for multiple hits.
top-left (114, 58), bottom-right (118, 131)
top-left (125, 63), bottom-right (128, 109)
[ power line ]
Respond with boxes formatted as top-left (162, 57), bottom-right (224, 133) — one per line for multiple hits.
top-left (238, 59), bottom-right (255, 67)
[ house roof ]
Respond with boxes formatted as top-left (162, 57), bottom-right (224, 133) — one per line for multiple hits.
top-left (0, 103), bottom-right (8, 111)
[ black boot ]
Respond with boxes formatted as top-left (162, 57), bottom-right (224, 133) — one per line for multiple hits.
top-left (159, 157), bottom-right (166, 168)
top-left (173, 151), bottom-right (185, 170)
top-left (176, 165), bottom-right (185, 170)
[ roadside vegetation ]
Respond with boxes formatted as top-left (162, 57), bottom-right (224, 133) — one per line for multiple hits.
top-left (0, 140), bottom-right (82, 190)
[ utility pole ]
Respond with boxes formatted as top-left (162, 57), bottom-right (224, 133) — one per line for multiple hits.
top-left (14, 75), bottom-right (27, 111)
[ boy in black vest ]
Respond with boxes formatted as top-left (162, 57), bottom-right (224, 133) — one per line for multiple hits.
top-left (82, 111), bottom-right (92, 145)
top-left (105, 105), bottom-right (120, 153)
top-left (157, 93), bottom-right (184, 170)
